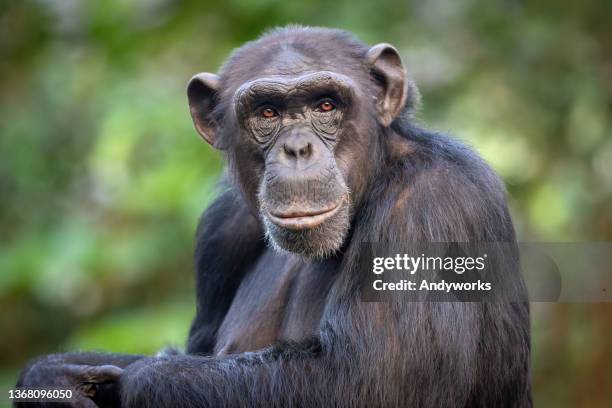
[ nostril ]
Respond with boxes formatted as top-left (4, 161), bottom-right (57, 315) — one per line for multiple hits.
top-left (283, 143), bottom-right (296, 158)
top-left (299, 143), bottom-right (312, 158)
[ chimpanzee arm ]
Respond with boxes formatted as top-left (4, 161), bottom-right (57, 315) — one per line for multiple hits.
top-left (120, 299), bottom-right (479, 408)
top-left (119, 294), bottom-right (506, 407)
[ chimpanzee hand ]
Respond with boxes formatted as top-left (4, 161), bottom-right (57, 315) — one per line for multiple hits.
top-left (16, 360), bottom-right (123, 408)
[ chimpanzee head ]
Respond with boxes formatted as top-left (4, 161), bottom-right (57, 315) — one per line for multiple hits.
top-left (187, 26), bottom-right (417, 258)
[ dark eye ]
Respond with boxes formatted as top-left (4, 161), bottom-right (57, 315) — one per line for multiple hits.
top-left (317, 99), bottom-right (336, 112)
top-left (261, 107), bottom-right (278, 118)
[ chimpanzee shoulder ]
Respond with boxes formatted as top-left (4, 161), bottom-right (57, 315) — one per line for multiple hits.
top-left (367, 121), bottom-right (514, 243)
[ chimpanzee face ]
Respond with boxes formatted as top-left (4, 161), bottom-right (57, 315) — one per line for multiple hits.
top-left (233, 71), bottom-right (357, 257)
top-left (187, 30), bottom-right (410, 258)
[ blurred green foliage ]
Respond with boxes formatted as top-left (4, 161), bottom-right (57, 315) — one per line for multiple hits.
top-left (0, 0), bottom-right (611, 406)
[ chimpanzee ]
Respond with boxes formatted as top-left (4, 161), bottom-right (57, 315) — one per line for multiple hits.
top-left (16, 26), bottom-right (531, 407)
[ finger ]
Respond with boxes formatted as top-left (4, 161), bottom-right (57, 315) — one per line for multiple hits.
top-left (63, 364), bottom-right (124, 383)
top-left (83, 364), bottom-right (124, 383)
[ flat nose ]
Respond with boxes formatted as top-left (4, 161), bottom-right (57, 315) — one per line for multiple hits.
top-left (283, 137), bottom-right (312, 160)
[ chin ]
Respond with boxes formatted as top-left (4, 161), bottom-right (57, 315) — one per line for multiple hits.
top-left (263, 202), bottom-right (350, 259)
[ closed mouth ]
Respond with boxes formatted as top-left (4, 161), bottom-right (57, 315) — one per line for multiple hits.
top-left (267, 195), bottom-right (345, 230)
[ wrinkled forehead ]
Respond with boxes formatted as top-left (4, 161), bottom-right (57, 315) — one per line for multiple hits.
top-left (221, 44), bottom-right (371, 105)
top-left (233, 71), bottom-right (359, 107)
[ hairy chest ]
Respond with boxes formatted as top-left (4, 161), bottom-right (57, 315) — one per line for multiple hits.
top-left (213, 250), bottom-right (338, 355)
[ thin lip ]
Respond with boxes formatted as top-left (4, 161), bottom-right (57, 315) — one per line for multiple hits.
top-left (266, 195), bottom-right (345, 230)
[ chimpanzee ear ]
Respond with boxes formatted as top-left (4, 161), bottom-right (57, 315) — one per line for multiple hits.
top-left (187, 72), bottom-right (221, 148)
top-left (366, 44), bottom-right (409, 127)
